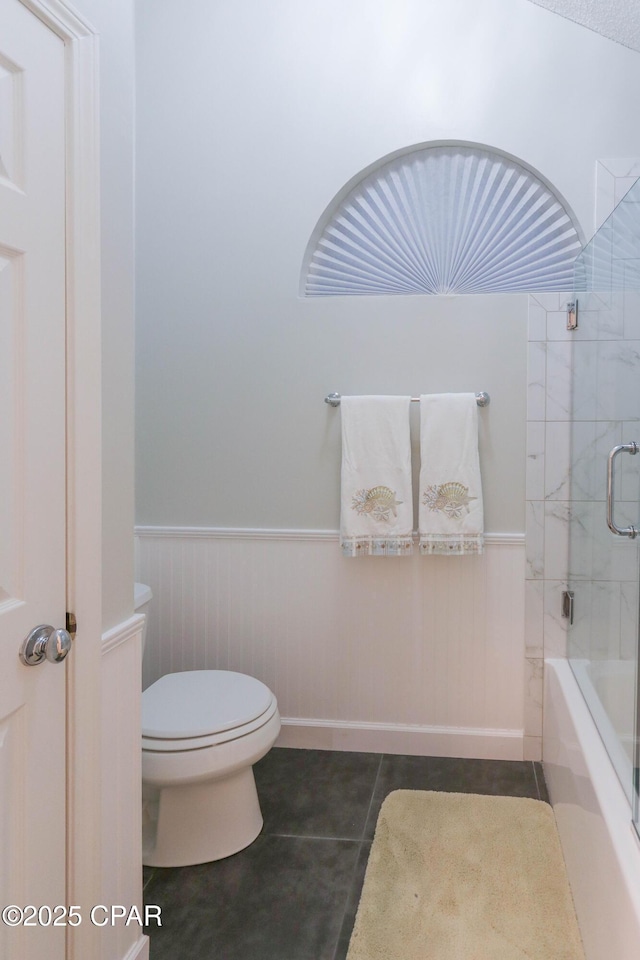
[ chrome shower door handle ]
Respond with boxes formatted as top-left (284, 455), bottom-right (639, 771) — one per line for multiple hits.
top-left (607, 442), bottom-right (639, 538)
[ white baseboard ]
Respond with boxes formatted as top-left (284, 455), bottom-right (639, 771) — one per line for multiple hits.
top-left (277, 717), bottom-right (524, 760)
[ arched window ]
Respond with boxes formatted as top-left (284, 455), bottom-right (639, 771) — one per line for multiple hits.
top-left (302, 142), bottom-right (582, 296)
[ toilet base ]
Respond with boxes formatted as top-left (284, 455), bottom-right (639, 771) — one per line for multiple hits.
top-left (142, 765), bottom-right (263, 867)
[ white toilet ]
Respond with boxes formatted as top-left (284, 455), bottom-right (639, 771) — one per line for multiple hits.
top-left (135, 583), bottom-right (281, 867)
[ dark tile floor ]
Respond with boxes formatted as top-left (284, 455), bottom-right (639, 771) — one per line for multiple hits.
top-left (143, 748), bottom-right (549, 960)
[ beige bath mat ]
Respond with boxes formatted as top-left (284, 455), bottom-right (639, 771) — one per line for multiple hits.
top-left (347, 790), bottom-right (584, 960)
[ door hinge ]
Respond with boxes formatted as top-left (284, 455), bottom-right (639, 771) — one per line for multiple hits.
top-left (66, 611), bottom-right (77, 640)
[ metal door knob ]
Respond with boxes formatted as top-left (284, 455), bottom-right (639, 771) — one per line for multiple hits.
top-left (19, 625), bottom-right (73, 666)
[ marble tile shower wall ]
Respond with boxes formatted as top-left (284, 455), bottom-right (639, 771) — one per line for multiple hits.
top-left (525, 288), bottom-right (640, 759)
top-left (525, 292), bottom-right (571, 762)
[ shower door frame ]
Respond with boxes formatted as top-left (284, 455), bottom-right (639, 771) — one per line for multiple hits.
top-left (567, 178), bottom-right (640, 824)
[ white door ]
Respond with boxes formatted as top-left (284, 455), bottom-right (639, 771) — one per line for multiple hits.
top-left (0, 1), bottom-right (67, 958)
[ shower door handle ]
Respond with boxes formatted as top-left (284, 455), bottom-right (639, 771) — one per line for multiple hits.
top-left (607, 442), bottom-right (639, 538)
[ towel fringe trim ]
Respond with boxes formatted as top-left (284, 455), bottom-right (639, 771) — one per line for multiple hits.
top-left (341, 536), bottom-right (414, 557)
top-left (419, 534), bottom-right (484, 556)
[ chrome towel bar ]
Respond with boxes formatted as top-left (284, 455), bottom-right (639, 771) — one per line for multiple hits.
top-left (324, 391), bottom-right (490, 407)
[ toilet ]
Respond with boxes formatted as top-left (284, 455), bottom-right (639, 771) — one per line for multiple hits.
top-left (135, 583), bottom-right (281, 867)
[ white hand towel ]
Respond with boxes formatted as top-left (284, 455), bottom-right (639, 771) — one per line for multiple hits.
top-left (419, 393), bottom-right (484, 555)
top-left (340, 396), bottom-right (413, 557)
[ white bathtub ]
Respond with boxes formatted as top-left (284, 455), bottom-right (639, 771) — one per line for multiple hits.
top-left (570, 658), bottom-right (635, 803)
top-left (544, 659), bottom-right (640, 960)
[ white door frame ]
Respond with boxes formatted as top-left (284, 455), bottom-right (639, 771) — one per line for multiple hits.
top-left (20, 2), bottom-right (103, 957)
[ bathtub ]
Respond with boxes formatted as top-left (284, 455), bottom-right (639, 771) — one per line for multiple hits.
top-left (544, 659), bottom-right (640, 960)
top-left (570, 658), bottom-right (635, 803)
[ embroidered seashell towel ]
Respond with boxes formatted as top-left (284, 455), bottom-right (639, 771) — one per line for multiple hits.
top-left (418, 393), bottom-right (484, 555)
top-left (340, 396), bottom-right (414, 557)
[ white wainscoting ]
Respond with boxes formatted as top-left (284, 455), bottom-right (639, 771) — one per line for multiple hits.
top-left (136, 528), bottom-right (526, 760)
top-left (101, 614), bottom-right (149, 960)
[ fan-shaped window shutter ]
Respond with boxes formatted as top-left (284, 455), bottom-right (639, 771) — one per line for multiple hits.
top-left (303, 144), bottom-right (582, 296)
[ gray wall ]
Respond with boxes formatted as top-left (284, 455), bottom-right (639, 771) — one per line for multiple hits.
top-left (136, 290), bottom-right (527, 532)
top-left (135, 0), bottom-right (640, 534)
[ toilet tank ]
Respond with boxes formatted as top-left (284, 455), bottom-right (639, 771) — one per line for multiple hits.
top-left (134, 582), bottom-right (153, 654)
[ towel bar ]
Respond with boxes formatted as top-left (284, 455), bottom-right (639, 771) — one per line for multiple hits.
top-left (324, 392), bottom-right (490, 407)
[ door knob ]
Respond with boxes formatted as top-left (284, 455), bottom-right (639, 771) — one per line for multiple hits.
top-left (19, 625), bottom-right (73, 666)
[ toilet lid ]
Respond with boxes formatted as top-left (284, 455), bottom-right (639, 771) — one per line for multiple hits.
top-left (142, 670), bottom-right (273, 739)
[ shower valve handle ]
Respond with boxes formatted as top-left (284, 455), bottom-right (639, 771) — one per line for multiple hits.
top-left (607, 442), bottom-right (639, 538)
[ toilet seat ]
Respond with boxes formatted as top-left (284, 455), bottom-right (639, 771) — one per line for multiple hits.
top-left (142, 670), bottom-right (277, 753)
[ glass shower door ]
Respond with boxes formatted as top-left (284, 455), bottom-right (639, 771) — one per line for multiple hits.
top-left (567, 179), bottom-right (640, 816)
